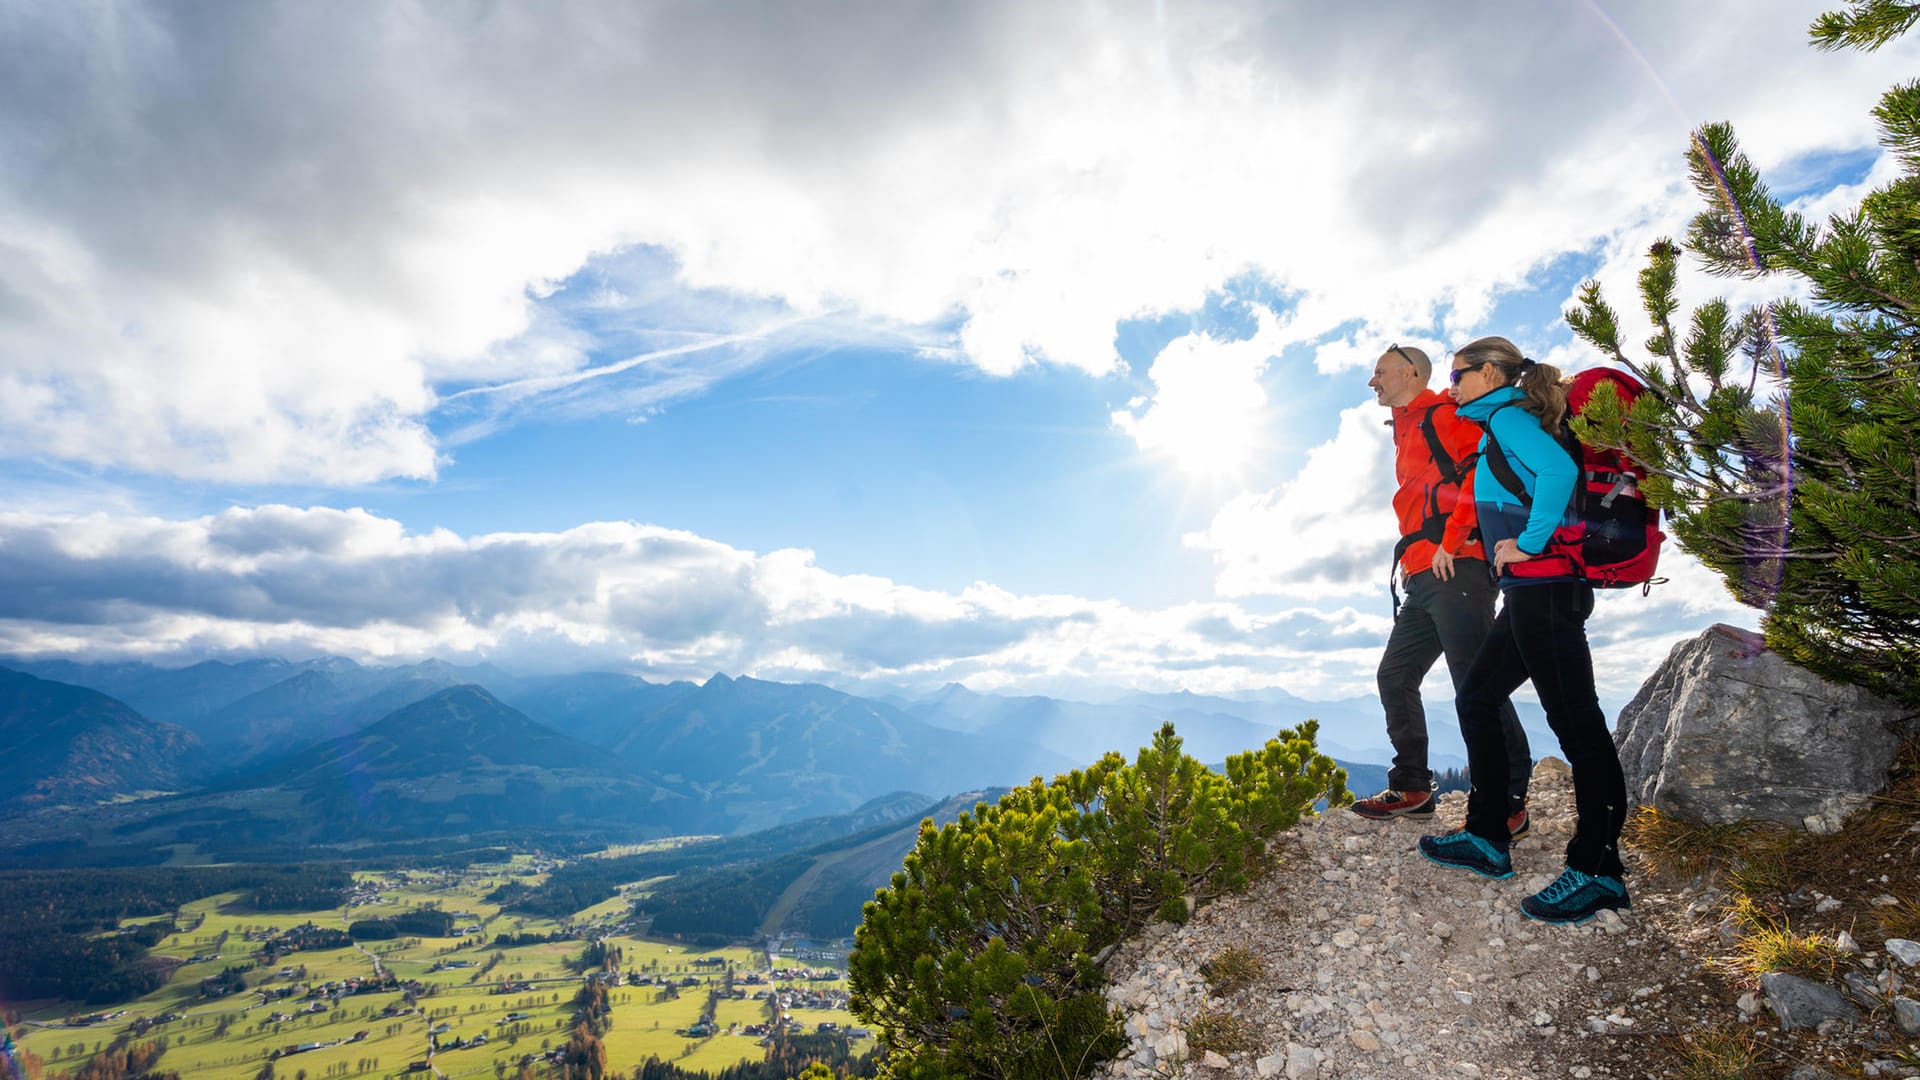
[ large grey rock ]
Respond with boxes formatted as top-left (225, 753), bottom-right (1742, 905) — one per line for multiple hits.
top-left (1614, 625), bottom-right (1918, 834)
top-left (1887, 939), bottom-right (1920, 968)
top-left (1894, 996), bottom-right (1920, 1036)
top-left (1760, 971), bottom-right (1860, 1030)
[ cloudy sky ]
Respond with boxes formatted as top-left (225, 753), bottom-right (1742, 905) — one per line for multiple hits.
top-left (0, 0), bottom-right (1906, 710)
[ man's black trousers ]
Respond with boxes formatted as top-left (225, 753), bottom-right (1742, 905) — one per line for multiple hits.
top-left (1377, 564), bottom-right (1530, 805)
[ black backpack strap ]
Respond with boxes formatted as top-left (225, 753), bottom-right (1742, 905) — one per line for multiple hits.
top-left (1418, 405), bottom-right (1461, 488)
top-left (1392, 517), bottom-right (1447, 565)
top-left (1478, 404), bottom-right (1533, 508)
top-left (1388, 515), bottom-right (1449, 613)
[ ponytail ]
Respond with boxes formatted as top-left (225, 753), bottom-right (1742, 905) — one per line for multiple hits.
top-left (1454, 335), bottom-right (1568, 430)
top-left (1514, 360), bottom-right (1569, 430)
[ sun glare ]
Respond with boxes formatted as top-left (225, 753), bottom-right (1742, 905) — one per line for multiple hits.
top-left (1112, 326), bottom-right (1276, 488)
top-left (1154, 402), bottom-right (1266, 484)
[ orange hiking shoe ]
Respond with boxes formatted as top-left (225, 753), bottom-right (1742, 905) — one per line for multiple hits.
top-left (1349, 787), bottom-right (1435, 819)
top-left (1508, 808), bottom-right (1531, 842)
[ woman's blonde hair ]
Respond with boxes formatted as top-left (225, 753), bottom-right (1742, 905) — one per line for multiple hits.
top-left (1455, 335), bottom-right (1567, 430)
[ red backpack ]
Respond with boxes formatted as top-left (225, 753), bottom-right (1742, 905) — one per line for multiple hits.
top-left (1480, 367), bottom-right (1666, 590)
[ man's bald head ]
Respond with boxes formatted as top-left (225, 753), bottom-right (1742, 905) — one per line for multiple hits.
top-left (1387, 343), bottom-right (1431, 382)
top-left (1369, 343), bottom-right (1431, 408)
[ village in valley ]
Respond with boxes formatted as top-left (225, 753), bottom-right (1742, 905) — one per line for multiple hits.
top-left (11, 857), bottom-right (869, 1079)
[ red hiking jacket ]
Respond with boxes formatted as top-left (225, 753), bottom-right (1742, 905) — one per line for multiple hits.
top-left (1390, 389), bottom-right (1487, 576)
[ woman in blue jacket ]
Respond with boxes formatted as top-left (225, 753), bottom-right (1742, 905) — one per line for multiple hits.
top-left (1416, 335), bottom-right (1631, 925)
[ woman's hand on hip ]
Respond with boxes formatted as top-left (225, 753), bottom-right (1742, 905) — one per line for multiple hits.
top-left (1492, 538), bottom-right (1534, 574)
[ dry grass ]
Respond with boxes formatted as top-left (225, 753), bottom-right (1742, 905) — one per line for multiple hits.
top-left (1626, 736), bottom-right (1920, 913)
top-left (1198, 946), bottom-right (1264, 995)
top-left (1780, 799), bottom-right (1918, 888)
top-left (1624, 807), bottom-right (1785, 880)
top-left (1874, 895), bottom-right (1920, 939)
top-left (1725, 841), bottom-right (1796, 901)
top-left (1664, 1026), bottom-right (1772, 1080)
top-left (1622, 734), bottom-right (1920, 1080)
top-left (1725, 897), bottom-right (1844, 980)
top-left (1181, 1007), bottom-right (1256, 1058)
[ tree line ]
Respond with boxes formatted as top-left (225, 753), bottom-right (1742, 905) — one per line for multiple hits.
top-left (0, 865), bottom-right (348, 1004)
top-left (636, 854), bottom-right (813, 941)
top-left (346, 908), bottom-right (455, 940)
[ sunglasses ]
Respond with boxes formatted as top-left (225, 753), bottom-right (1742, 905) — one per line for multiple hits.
top-left (1386, 343), bottom-right (1418, 366)
top-left (1448, 361), bottom-right (1488, 386)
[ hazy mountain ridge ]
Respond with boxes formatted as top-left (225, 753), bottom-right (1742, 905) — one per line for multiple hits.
top-left (0, 654), bottom-right (1466, 869)
top-left (196, 665), bottom-right (468, 761)
top-left (0, 667), bottom-right (206, 811)
top-left (261, 684), bottom-right (701, 836)
top-left (0, 662), bottom-right (1082, 858)
top-left (0, 657), bottom-right (1422, 941)
top-left (614, 673), bottom-right (1075, 832)
top-left (491, 670), bottom-right (700, 748)
top-left (901, 680), bottom-right (1488, 772)
top-left (3, 656), bottom-right (317, 728)
top-left (765, 787), bottom-right (1007, 937)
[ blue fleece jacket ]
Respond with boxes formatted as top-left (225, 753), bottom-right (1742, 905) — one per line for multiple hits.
top-left (1456, 386), bottom-right (1579, 579)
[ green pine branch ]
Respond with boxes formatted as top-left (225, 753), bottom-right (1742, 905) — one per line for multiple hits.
top-left (1810, 0), bottom-right (1920, 50)
top-left (1568, 33), bottom-right (1920, 705)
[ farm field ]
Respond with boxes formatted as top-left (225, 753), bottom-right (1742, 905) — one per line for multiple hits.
top-left (11, 859), bottom-right (863, 1079)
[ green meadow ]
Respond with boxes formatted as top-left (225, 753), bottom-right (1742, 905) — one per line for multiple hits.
top-left (13, 860), bottom-right (867, 1080)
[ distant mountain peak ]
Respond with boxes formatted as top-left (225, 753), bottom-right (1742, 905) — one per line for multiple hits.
top-left (704, 672), bottom-right (735, 688)
top-left (277, 682), bottom-right (621, 784)
top-left (368, 683), bottom-right (516, 732)
top-left (0, 668), bottom-right (203, 810)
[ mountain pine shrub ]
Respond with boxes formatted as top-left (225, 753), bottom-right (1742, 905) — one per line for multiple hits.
top-left (848, 721), bottom-right (1346, 1079)
top-left (1566, 0), bottom-right (1920, 707)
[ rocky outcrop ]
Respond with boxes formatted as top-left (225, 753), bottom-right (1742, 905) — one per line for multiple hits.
top-left (1091, 759), bottom-right (1710, 1080)
top-left (1083, 758), bottom-right (1920, 1079)
top-left (1613, 624), bottom-right (1917, 834)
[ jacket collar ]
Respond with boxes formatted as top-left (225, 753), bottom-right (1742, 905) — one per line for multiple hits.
top-left (1455, 384), bottom-right (1522, 422)
top-left (1393, 388), bottom-right (1451, 416)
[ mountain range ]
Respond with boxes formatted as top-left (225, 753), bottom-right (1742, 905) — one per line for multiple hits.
top-left (0, 654), bottom-right (1532, 864)
top-left (0, 668), bottom-right (205, 812)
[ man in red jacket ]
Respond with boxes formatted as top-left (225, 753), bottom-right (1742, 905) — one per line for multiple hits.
top-left (1354, 343), bottom-right (1531, 837)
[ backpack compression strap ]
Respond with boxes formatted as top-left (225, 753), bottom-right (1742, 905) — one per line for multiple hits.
top-left (1477, 404), bottom-right (1588, 578)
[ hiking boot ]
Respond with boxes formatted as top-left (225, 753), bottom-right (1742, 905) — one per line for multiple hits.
top-left (1417, 829), bottom-right (1513, 879)
top-left (1521, 866), bottom-right (1631, 925)
top-left (1349, 787), bottom-right (1435, 820)
top-left (1507, 808), bottom-right (1530, 842)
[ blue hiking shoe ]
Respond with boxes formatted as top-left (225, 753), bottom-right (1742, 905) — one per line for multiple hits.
top-left (1521, 866), bottom-right (1631, 924)
top-left (1417, 829), bottom-right (1513, 879)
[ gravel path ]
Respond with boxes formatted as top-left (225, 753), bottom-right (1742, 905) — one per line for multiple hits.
top-left (1094, 758), bottom-right (1719, 1080)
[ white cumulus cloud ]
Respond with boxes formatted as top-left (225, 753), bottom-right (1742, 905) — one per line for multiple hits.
top-left (1112, 306), bottom-right (1287, 482)
top-left (0, 505), bottom-right (1418, 692)
top-left (0, 1), bottom-right (1909, 482)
